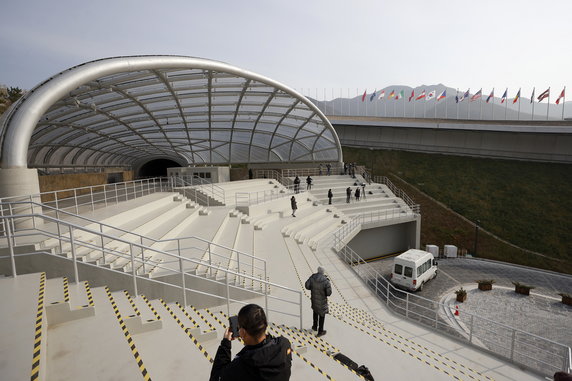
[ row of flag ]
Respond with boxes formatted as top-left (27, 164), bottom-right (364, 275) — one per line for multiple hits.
top-left (361, 87), bottom-right (566, 105)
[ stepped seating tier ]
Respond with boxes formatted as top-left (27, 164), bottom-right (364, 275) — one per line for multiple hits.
top-left (0, 176), bottom-right (548, 380)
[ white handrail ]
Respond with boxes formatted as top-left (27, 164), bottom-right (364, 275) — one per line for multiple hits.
top-left (332, 232), bottom-right (571, 376)
top-left (2, 211), bottom-right (303, 328)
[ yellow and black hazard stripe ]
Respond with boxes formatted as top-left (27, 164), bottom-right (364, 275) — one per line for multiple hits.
top-left (83, 280), bottom-right (94, 307)
top-left (104, 287), bottom-right (151, 381)
top-left (270, 324), bottom-right (366, 380)
top-left (141, 295), bottom-right (161, 321)
top-left (30, 272), bottom-right (46, 381)
top-left (188, 304), bottom-right (217, 332)
top-left (292, 348), bottom-right (335, 380)
top-left (203, 308), bottom-right (227, 328)
top-left (123, 290), bottom-right (141, 317)
top-left (63, 277), bottom-right (70, 303)
top-left (159, 299), bottom-right (213, 363)
top-left (174, 302), bottom-right (200, 328)
top-left (176, 302), bottom-right (216, 332)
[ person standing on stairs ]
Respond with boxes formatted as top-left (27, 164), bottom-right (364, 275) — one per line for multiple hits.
top-left (355, 187), bottom-right (360, 202)
top-left (306, 176), bottom-right (312, 190)
top-left (209, 304), bottom-right (292, 381)
top-left (327, 189), bottom-right (333, 204)
top-left (290, 196), bottom-right (297, 217)
top-left (293, 176), bottom-right (300, 194)
top-left (346, 187), bottom-right (351, 203)
top-left (305, 266), bottom-right (332, 337)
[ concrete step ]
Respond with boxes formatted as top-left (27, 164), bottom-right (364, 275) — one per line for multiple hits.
top-left (45, 277), bottom-right (95, 326)
top-left (0, 273), bottom-right (46, 381)
top-left (46, 286), bottom-right (151, 380)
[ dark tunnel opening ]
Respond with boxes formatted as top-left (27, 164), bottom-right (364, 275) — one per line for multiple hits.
top-left (138, 159), bottom-right (181, 178)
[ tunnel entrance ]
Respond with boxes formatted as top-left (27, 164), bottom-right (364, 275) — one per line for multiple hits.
top-left (138, 159), bottom-right (181, 178)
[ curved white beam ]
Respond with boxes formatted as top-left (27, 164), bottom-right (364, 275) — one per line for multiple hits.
top-left (1, 55), bottom-right (342, 169)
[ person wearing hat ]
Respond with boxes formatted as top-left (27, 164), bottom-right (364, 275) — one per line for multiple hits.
top-left (304, 266), bottom-right (332, 337)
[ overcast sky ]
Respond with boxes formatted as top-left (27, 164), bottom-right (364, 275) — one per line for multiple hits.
top-left (1, 0), bottom-right (570, 100)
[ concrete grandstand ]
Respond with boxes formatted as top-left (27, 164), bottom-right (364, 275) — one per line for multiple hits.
top-left (0, 55), bottom-right (569, 380)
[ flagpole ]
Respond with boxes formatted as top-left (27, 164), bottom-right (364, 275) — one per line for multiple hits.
top-left (517, 90), bottom-right (521, 121)
top-left (445, 93), bottom-right (448, 118)
top-left (480, 95), bottom-right (483, 120)
top-left (562, 86), bottom-right (566, 120)
top-left (403, 96), bottom-right (406, 118)
top-left (434, 93), bottom-right (437, 118)
top-left (456, 89), bottom-right (459, 119)
top-left (413, 96), bottom-right (416, 118)
top-left (531, 87), bottom-right (535, 120)
top-left (491, 89), bottom-right (494, 120)
top-left (547, 87), bottom-right (550, 120)
top-left (468, 93), bottom-right (471, 119)
top-left (393, 97), bottom-right (396, 117)
top-left (423, 98), bottom-right (426, 118)
top-left (505, 90), bottom-right (508, 120)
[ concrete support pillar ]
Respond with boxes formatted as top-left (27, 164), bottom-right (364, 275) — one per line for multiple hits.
top-left (0, 168), bottom-right (42, 229)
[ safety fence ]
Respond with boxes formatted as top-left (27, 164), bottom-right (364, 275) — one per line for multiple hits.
top-left (332, 228), bottom-right (571, 376)
top-left (0, 205), bottom-right (303, 328)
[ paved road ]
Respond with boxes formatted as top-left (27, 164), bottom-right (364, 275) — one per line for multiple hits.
top-left (362, 257), bottom-right (572, 375)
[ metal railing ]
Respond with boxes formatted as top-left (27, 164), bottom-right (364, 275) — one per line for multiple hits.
top-left (170, 175), bottom-right (226, 206)
top-left (1, 199), bottom-right (267, 286)
top-left (0, 177), bottom-right (170, 219)
top-left (280, 164), bottom-right (343, 178)
top-left (235, 183), bottom-right (306, 208)
top-left (1, 210), bottom-right (303, 328)
top-left (373, 175), bottom-right (420, 213)
top-left (332, 230), bottom-right (571, 376)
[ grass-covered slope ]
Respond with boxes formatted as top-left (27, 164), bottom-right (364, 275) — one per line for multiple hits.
top-left (342, 147), bottom-right (572, 274)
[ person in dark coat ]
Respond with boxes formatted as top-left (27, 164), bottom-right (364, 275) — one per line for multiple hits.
top-left (290, 196), bottom-right (297, 217)
top-left (210, 304), bottom-right (292, 381)
top-left (327, 189), bottom-right (333, 204)
top-left (554, 372), bottom-right (572, 381)
top-left (305, 266), bottom-right (332, 337)
top-left (355, 187), bottom-right (360, 201)
top-left (326, 163), bottom-right (331, 176)
top-left (293, 176), bottom-right (300, 194)
top-left (306, 176), bottom-right (312, 190)
top-left (346, 187), bottom-right (351, 203)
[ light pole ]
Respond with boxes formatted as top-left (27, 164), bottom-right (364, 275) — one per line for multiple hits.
top-left (369, 147), bottom-right (374, 178)
top-left (473, 219), bottom-right (480, 256)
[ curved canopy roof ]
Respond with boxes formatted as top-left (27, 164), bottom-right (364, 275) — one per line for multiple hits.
top-left (0, 55), bottom-right (342, 170)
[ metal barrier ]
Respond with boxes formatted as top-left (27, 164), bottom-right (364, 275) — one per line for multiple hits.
top-left (373, 175), bottom-right (420, 213)
top-left (170, 175), bottom-right (226, 206)
top-left (332, 228), bottom-right (571, 376)
top-left (0, 177), bottom-right (170, 218)
top-left (2, 199), bottom-right (266, 287)
top-left (1, 210), bottom-right (303, 328)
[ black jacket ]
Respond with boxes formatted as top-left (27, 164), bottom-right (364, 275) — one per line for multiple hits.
top-left (209, 335), bottom-right (292, 381)
top-left (305, 273), bottom-right (332, 316)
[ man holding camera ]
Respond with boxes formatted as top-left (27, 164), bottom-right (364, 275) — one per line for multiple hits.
top-left (209, 304), bottom-right (292, 381)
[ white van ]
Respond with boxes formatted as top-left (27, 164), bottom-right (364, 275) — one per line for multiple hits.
top-left (390, 249), bottom-right (438, 291)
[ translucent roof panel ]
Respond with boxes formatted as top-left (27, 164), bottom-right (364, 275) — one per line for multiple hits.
top-left (1, 56), bottom-right (342, 170)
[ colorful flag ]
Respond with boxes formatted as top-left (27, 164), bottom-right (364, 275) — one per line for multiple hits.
top-left (437, 90), bottom-right (447, 101)
top-left (500, 89), bottom-right (508, 104)
top-left (426, 90), bottom-right (436, 101)
top-left (470, 89), bottom-right (482, 102)
top-left (416, 89), bottom-right (426, 100)
top-left (388, 90), bottom-right (396, 99)
top-left (361, 90), bottom-right (367, 102)
top-left (369, 90), bottom-right (377, 102)
top-left (409, 90), bottom-right (415, 102)
top-left (378, 90), bottom-right (385, 99)
top-left (459, 89), bottom-right (470, 102)
top-left (537, 88), bottom-right (550, 102)
top-left (512, 89), bottom-right (521, 104)
top-left (395, 90), bottom-right (404, 100)
top-left (486, 89), bottom-right (494, 103)
top-left (556, 88), bottom-right (565, 104)
top-left (530, 88), bottom-right (535, 103)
